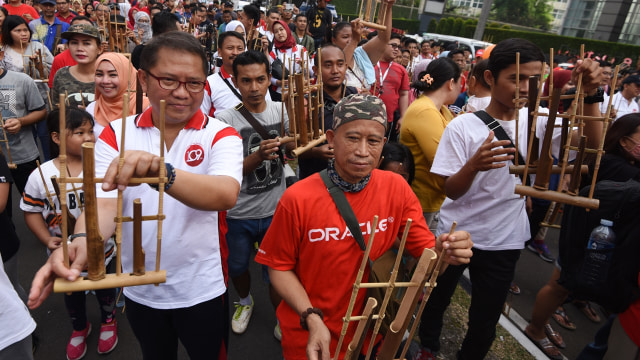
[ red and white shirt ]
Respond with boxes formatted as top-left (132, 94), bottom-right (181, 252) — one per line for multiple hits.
top-left (95, 107), bottom-right (243, 309)
top-left (201, 66), bottom-right (270, 118)
top-left (269, 44), bottom-right (307, 94)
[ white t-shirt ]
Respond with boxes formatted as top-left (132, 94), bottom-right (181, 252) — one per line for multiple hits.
top-left (94, 108), bottom-right (243, 309)
top-left (611, 91), bottom-right (639, 120)
top-left (431, 107), bottom-right (559, 250)
top-left (463, 95), bottom-right (491, 113)
top-left (0, 256), bottom-right (36, 351)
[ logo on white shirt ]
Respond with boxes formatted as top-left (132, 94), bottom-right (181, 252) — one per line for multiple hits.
top-left (185, 144), bottom-right (205, 167)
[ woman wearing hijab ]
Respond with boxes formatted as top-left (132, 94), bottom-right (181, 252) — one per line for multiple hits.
top-left (85, 52), bottom-right (150, 136)
top-left (268, 19), bottom-right (306, 101)
top-left (224, 20), bottom-right (245, 38)
top-left (133, 11), bottom-right (152, 45)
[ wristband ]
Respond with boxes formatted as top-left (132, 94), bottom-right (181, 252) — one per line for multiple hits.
top-left (300, 307), bottom-right (323, 330)
top-left (68, 233), bottom-right (86, 243)
top-left (150, 163), bottom-right (176, 191)
top-left (583, 87), bottom-right (604, 104)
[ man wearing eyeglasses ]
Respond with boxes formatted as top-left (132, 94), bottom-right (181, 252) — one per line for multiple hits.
top-left (55, 0), bottom-right (76, 24)
top-left (374, 32), bottom-right (409, 142)
top-left (28, 31), bottom-right (243, 360)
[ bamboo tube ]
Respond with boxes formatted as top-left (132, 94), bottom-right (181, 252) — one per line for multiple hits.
top-left (333, 216), bottom-right (379, 360)
top-left (515, 185), bottom-right (599, 209)
top-left (82, 143), bottom-right (105, 280)
top-left (567, 136), bottom-right (587, 195)
top-left (509, 164), bottom-right (588, 175)
top-left (295, 73), bottom-right (308, 145)
top-left (533, 88), bottom-right (562, 190)
top-left (114, 95), bottom-right (129, 276)
top-left (526, 75), bottom-right (540, 167)
top-left (156, 100), bottom-right (167, 274)
top-left (132, 198), bottom-right (145, 275)
top-left (291, 135), bottom-right (326, 157)
top-left (344, 297), bottom-right (377, 360)
top-left (54, 271), bottom-right (166, 292)
top-left (36, 160), bottom-right (56, 220)
top-left (318, 48), bottom-right (325, 135)
top-left (59, 96), bottom-right (70, 267)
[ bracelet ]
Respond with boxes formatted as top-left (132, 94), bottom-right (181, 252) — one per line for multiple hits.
top-left (67, 233), bottom-right (86, 242)
top-left (583, 87), bottom-right (604, 104)
top-left (300, 307), bottom-right (323, 330)
top-left (149, 163), bottom-right (176, 191)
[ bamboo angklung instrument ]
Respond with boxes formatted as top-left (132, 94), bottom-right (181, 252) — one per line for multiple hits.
top-left (0, 113), bottom-right (17, 169)
top-left (132, 198), bottom-right (145, 275)
top-left (58, 97), bottom-right (70, 267)
top-left (532, 88), bottom-right (561, 190)
top-left (52, 96), bottom-right (167, 293)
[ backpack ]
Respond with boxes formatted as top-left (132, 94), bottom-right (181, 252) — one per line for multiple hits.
top-left (557, 179), bottom-right (640, 313)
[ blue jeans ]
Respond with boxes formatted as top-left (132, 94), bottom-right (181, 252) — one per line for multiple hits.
top-left (226, 217), bottom-right (273, 280)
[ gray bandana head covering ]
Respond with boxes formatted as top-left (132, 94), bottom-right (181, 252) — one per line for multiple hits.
top-left (332, 94), bottom-right (387, 130)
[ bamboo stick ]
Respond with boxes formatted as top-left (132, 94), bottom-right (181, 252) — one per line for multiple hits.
top-left (59, 96), bottom-right (69, 267)
top-left (54, 271), bottom-right (166, 292)
top-left (82, 143), bottom-right (105, 280)
top-left (132, 198), bottom-right (145, 275)
top-left (0, 113), bottom-right (17, 169)
top-left (156, 100), bottom-right (166, 274)
top-left (515, 185), bottom-right (599, 209)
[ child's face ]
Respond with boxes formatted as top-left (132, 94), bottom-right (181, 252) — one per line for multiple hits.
top-left (66, 121), bottom-right (95, 157)
top-left (487, 61), bottom-right (542, 111)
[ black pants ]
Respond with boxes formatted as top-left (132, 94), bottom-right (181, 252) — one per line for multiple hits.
top-left (125, 293), bottom-right (228, 360)
top-left (419, 248), bottom-right (520, 360)
top-left (64, 261), bottom-right (116, 330)
top-left (7, 159), bottom-right (38, 218)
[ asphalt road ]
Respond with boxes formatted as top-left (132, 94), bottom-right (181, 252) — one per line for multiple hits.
top-left (9, 186), bottom-right (637, 360)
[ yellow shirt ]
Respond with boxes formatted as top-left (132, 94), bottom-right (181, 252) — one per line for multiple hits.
top-left (400, 95), bottom-right (453, 212)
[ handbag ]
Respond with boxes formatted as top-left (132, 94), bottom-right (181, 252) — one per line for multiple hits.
top-left (319, 169), bottom-right (406, 335)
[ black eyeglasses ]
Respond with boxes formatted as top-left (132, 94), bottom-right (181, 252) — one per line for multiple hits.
top-left (388, 43), bottom-right (400, 49)
top-left (144, 70), bottom-right (207, 93)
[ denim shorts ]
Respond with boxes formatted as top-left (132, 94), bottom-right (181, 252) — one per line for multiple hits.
top-left (226, 216), bottom-right (273, 280)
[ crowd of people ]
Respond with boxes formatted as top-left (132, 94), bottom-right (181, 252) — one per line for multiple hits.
top-left (0, 0), bottom-right (639, 359)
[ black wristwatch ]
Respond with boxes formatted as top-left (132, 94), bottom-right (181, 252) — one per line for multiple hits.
top-left (583, 87), bottom-right (604, 104)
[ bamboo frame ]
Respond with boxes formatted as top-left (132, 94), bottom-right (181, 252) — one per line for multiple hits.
top-left (281, 47), bottom-right (325, 157)
top-left (334, 219), bottom-right (457, 360)
top-left (510, 46), bottom-right (615, 211)
top-left (0, 113), bottom-right (17, 169)
top-left (52, 96), bottom-right (168, 293)
top-left (358, 0), bottom-right (388, 31)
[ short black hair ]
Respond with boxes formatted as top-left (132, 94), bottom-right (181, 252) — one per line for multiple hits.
top-left (295, 13), bottom-right (307, 21)
top-left (266, 7), bottom-right (280, 16)
top-left (140, 31), bottom-right (207, 76)
top-left (420, 39), bottom-right (430, 47)
top-left (232, 50), bottom-right (270, 78)
top-left (47, 108), bottom-right (95, 158)
top-left (222, 9), bottom-right (231, 14)
top-left (488, 38), bottom-right (545, 80)
top-left (390, 32), bottom-right (402, 41)
top-left (404, 37), bottom-right (418, 46)
top-left (242, 4), bottom-right (260, 26)
top-left (218, 30), bottom-right (245, 48)
top-left (401, 49), bottom-right (410, 55)
top-left (314, 43), bottom-right (344, 67)
top-left (471, 59), bottom-right (490, 90)
top-left (195, 3), bottom-right (207, 13)
top-left (2, 16), bottom-right (31, 47)
top-left (448, 49), bottom-right (465, 58)
top-left (151, 11), bottom-right (179, 35)
top-left (379, 142), bottom-right (415, 185)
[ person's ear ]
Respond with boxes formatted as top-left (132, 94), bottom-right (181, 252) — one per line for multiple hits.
top-left (138, 70), bottom-right (149, 93)
top-left (326, 129), bottom-right (335, 146)
top-left (484, 69), bottom-right (494, 88)
top-left (51, 131), bottom-right (61, 146)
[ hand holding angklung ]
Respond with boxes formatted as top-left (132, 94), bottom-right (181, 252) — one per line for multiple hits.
top-left (469, 131), bottom-right (515, 172)
top-left (102, 150), bottom-right (163, 191)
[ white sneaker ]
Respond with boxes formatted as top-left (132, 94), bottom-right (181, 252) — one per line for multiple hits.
top-left (274, 323), bottom-right (282, 341)
top-left (231, 296), bottom-right (254, 334)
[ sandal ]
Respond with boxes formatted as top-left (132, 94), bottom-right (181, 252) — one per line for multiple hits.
top-left (544, 324), bottom-right (566, 349)
top-left (524, 329), bottom-right (563, 360)
top-left (573, 300), bottom-right (601, 323)
top-left (509, 281), bottom-right (521, 295)
top-left (552, 306), bottom-right (576, 330)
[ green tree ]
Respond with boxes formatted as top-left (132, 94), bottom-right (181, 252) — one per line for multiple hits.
top-left (436, 18), bottom-right (446, 33)
top-left (428, 18), bottom-right (438, 33)
top-left (451, 18), bottom-right (464, 36)
top-left (492, 0), bottom-right (552, 30)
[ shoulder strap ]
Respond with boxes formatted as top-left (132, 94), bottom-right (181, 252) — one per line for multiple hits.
top-left (219, 71), bottom-right (242, 101)
top-left (319, 169), bottom-right (367, 251)
top-left (474, 110), bottom-right (525, 166)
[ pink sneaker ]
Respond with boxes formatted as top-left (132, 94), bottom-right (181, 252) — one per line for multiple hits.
top-left (67, 323), bottom-right (91, 360)
top-left (97, 319), bottom-right (118, 354)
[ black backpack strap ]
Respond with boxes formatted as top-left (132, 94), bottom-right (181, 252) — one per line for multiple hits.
top-left (474, 110), bottom-right (526, 166)
top-left (319, 169), bottom-right (367, 251)
top-left (220, 72), bottom-right (242, 101)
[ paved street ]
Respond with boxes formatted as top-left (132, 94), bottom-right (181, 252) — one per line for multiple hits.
top-left (9, 187), bottom-right (637, 360)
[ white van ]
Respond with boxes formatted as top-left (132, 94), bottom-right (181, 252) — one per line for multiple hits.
top-left (420, 33), bottom-right (493, 58)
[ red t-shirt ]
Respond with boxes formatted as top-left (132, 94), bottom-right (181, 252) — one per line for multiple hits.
top-left (56, 12), bottom-right (76, 24)
top-left (619, 273), bottom-right (640, 347)
top-left (374, 61), bottom-right (410, 123)
top-left (3, 4), bottom-right (40, 21)
top-left (48, 49), bottom-right (77, 88)
top-left (255, 169), bottom-right (435, 360)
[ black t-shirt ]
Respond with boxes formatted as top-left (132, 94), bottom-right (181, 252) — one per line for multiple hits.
top-left (0, 154), bottom-right (19, 262)
top-left (305, 6), bottom-right (332, 40)
top-left (596, 153), bottom-right (640, 182)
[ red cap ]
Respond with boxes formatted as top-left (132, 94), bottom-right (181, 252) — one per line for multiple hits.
top-left (475, 49), bottom-right (484, 57)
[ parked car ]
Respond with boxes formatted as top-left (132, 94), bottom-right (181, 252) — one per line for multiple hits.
top-left (420, 33), bottom-right (493, 58)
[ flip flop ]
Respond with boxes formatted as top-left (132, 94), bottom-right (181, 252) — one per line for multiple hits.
top-left (524, 329), bottom-right (564, 360)
top-left (573, 300), bottom-right (601, 323)
top-left (552, 306), bottom-right (576, 330)
top-left (544, 324), bottom-right (566, 349)
top-left (509, 282), bottom-right (521, 295)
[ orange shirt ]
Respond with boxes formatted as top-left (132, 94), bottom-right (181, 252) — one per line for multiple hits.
top-left (3, 4), bottom-right (40, 22)
top-left (256, 169), bottom-right (435, 360)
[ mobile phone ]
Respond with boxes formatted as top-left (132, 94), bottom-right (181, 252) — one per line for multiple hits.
top-left (285, 3), bottom-right (293, 11)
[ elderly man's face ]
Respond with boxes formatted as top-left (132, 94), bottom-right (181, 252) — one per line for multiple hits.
top-left (326, 119), bottom-right (386, 183)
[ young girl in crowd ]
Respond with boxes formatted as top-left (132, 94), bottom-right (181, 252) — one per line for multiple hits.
top-left (269, 19), bottom-right (306, 101)
top-left (20, 109), bottom-right (118, 360)
top-left (86, 52), bottom-right (149, 135)
top-left (399, 57), bottom-right (460, 230)
top-left (2, 15), bottom-right (53, 159)
top-left (52, 24), bottom-right (102, 110)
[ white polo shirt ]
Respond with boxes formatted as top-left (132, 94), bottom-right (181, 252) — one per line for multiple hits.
top-left (612, 91), bottom-right (639, 120)
top-left (95, 107), bottom-right (243, 309)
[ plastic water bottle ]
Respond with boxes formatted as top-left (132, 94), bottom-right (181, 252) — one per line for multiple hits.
top-left (582, 219), bottom-right (616, 286)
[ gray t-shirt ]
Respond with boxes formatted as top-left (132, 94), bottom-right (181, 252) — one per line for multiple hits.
top-left (216, 101), bottom-right (289, 219)
top-left (52, 66), bottom-right (96, 110)
top-left (0, 70), bottom-right (46, 164)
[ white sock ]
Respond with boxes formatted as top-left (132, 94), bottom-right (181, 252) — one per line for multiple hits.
top-left (239, 294), bottom-right (252, 306)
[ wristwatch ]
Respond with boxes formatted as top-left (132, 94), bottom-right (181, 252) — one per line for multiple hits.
top-left (583, 87), bottom-right (604, 104)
